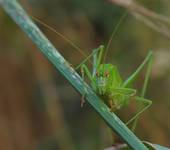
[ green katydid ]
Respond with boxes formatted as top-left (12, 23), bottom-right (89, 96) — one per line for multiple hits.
top-left (32, 13), bottom-right (153, 130)
top-left (78, 45), bottom-right (153, 130)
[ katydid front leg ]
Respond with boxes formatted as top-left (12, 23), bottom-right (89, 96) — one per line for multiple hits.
top-left (92, 45), bottom-right (104, 76)
top-left (75, 45), bottom-right (104, 71)
top-left (80, 64), bottom-right (93, 107)
top-left (77, 45), bottom-right (104, 106)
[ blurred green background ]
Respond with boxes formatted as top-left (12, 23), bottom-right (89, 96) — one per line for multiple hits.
top-left (0, 0), bottom-right (170, 150)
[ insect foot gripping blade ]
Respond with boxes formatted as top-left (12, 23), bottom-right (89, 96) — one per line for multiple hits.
top-left (109, 100), bottom-right (116, 112)
top-left (81, 95), bottom-right (86, 107)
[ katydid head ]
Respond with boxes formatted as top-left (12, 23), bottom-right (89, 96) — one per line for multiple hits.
top-left (95, 64), bottom-right (122, 95)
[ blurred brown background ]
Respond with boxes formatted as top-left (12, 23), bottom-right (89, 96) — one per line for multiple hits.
top-left (0, 0), bottom-right (170, 150)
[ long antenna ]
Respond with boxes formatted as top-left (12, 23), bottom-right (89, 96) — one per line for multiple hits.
top-left (32, 16), bottom-right (88, 59)
top-left (103, 12), bottom-right (128, 62)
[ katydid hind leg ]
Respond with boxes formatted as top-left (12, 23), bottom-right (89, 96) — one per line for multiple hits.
top-left (141, 51), bottom-right (153, 97)
top-left (125, 96), bottom-right (152, 131)
top-left (123, 51), bottom-right (153, 88)
top-left (131, 52), bottom-right (153, 130)
top-left (133, 53), bottom-right (153, 130)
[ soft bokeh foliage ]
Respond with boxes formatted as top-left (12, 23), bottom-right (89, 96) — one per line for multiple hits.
top-left (0, 0), bottom-right (170, 150)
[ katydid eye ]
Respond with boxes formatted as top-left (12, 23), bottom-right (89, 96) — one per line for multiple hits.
top-left (105, 71), bottom-right (109, 77)
top-left (96, 72), bottom-right (99, 77)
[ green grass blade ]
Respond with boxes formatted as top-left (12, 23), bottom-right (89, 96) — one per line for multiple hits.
top-left (105, 142), bottom-right (170, 150)
top-left (0, 0), bottom-right (149, 149)
top-left (143, 142), bottom-right (170, 150)
top-left (153, 144), bottom-right (170, 150)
